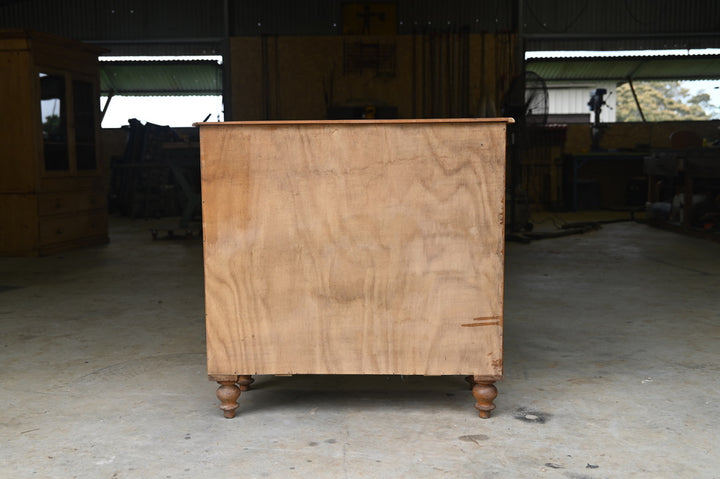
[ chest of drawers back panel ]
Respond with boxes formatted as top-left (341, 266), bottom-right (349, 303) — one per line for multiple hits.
top-left (199, 119), bottom-right (509, 416)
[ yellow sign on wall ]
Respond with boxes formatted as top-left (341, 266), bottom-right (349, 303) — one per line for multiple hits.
top-left (343, 3), bottom-right (397, 35)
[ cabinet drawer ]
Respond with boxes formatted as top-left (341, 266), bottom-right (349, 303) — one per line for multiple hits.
top-left (39, 212), bottom-right (107, 245)
top-left (38, 193), bottom-right (80, 216)
top-left (77, 192), bottom-right (106, 211)
top-left (39, 192), bottom-right (107, 216)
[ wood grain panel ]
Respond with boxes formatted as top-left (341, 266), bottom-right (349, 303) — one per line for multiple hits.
top-left (39, 211), bottom-right (107, 246)
top-left (0, 50), bottom-right (37, 193)
top-left (38, 193), bottom-right (80, 216)
top-left (0, 195), bottom-right (39, 255)
top-left (200, 120), bottom-right (508, 377)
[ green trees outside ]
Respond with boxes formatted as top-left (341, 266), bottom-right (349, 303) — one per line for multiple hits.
top-left (616, 81), bottom-right (719, 122)
top-left (41, 114), bottom-right (64, 140)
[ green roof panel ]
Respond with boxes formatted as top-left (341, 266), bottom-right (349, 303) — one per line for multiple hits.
top-left (100, 60), bottom-right (222, 96)
top-left (527, 55), bottom-right (720, 82)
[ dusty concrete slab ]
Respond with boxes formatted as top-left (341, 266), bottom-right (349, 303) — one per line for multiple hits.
top-left (1, 218), bottom-right (718, 478)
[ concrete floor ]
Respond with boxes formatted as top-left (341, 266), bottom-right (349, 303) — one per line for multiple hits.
top-left (1, 217), bottom-right (719, 478)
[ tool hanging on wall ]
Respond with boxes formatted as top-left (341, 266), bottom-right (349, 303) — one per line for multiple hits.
top-left (588, 88), bottom-right (612, 150)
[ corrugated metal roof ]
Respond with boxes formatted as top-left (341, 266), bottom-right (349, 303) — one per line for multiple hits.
top-left (100, 60), bottom-right (222, 96)
top-left (0, 0), bottom-right (223, 41)
top-left (0, 0), bottom-right (514, 38)
top-left (521, 0), bottom-right (720, 35)
top-left (521, 0), bottom-right (720, 51)
top-left (526, 55), bottom-right (720, 81)
top-left (1, 0), bottom-right (718, 53)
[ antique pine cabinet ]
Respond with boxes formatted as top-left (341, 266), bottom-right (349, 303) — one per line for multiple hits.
top-left (0, 30), bottom-right (107, 256)
top-left (198, 119), bottom-right (511, 418)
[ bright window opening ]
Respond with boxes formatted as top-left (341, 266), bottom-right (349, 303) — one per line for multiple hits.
top-left (616, 80), bottom-right (720, 122)
top-left (101, 95), bottom-right (224, 128)
top-left (99, 55), bottom-right (224, 128)
top-left (526, 50), bottom-right (720, 123)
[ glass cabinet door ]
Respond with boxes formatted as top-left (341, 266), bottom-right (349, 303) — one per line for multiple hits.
top-left (73, 79), bottom-right (97, 170)
top-left (39, 72), bottom-right (99, 174)
top-left (39, 72), bottom-right (69, 171)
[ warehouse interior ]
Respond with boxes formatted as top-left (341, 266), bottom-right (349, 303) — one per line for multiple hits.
top-left (1, 1), bottom-right (719, 477)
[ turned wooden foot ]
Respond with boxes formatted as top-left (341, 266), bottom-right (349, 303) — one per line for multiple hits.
top-left (237, 375), bottom-right (254, 392)
top-left (216, 380), bottom-right (241, 418)
top-left (214, 375), bottom-right (254, 418)
top-left (472, 378), bottom-right (498, 419)
top-left (465, 375), bottom-right (475, 390)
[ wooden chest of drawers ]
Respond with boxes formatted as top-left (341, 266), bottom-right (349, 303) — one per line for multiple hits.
top-left (198, 119), bottom-right (510, 418)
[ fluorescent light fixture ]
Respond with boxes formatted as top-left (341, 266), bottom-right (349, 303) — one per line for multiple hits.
top-left (526, 49), bottom-right (720, 59)
top-left (99, 55), bottom-right (223, 63)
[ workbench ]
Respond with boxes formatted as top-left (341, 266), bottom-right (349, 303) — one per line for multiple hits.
top-left (645, 148), bottom-right (720, 229)
top-left (565, 151), bottom-right (647, 210)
